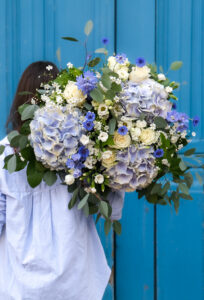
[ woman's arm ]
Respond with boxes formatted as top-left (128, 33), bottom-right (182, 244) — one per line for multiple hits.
top-left (0, 193), bottom-right (6, 236)
top-left (107, 190), bottom-right (125, 220)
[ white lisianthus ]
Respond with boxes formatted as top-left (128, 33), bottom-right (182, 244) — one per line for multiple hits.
top-left (113, 131), bottom-right (131, 149)
top-left (84, 156), bottom-right (97, 169)
top-left (94, 174), bottom-right (104, 184)
top-left (63, 81), bottom-right (86, 106)
top-left (140, 128), bottom-right (158, 145)
top-left (116, 67), bottom-right (129, 81)
top-left (129, 66), bottom-right (150, 83)
top-left (98, 132), bottom-right (109, 142)
top-left (67, 62), bottom-right (73, 69)
top-left (136, 120), bottom-right (147, 128)
top-left (158, 73), bottom-right (166, 81)
top-left (80, 134), bottom-right (89, 145)
top-left (96, 71), bottom-right (101, 79)
top-left (165, 86), bottom-right (173, 93)
top-left (65, 174), bottom-right (75, 185)
top-left (98, 104), bottom-right (109, 118)
top-left (102, 150), bottom-right (116, 168)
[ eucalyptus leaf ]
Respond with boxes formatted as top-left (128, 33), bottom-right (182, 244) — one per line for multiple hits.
top-left (179, 193), bottom-right (193, 200)
top-left (95, 48), bottom-right (108, 55)
top-left (21, 105), bottom-right (38, 121)
top-left (83, 102), bottom-right (92, 110)
top-left (68, 187), bottom-right (79, 209)
top-left (0, 145), bottom-right (5, 155)
top-left (90, 88), bottom-right (103, 103)
top-left (99, 201), bottom-right (109, 218)
top-left (84, 20), bottom-right (93, 36)
top-left (88, 57), bottom-right (101, 67)
top-left (7, 155), bottom-right (17, 173)
top-left (43, 171), bottom-right (57, 186)
top-left (195, 172), bottom-right (203, 185)
top-left (83, 202), bottom-right (89, 217)
top-left (62, 36), bottom-right (78, 42)
top-left (101, 74), bottom-right (111, 89)
top-left (184, 148), bottom-right (196, 156)
top-left (113, 220), bottom-right (122, 235)
top-left (7, 130), bottom-right (19, 143)
top-left (104, 219), bottom-right (112, 235)
top-left (170, 61), bottom-right (183, 71)
top-left (26, 161), bottom-right (43, 188)
top-left (18, 91), bottom-right (33, 96)
top-left (77, 193), bottom-right (90, 210)
top-left (179, 160), bottom-right (187, 171)
top-left (184, 172), bottom-right (193, 188)
top-left (179, 183), bottom-right (189, 195)
top-left (108, 118), bottom-right (116, 135)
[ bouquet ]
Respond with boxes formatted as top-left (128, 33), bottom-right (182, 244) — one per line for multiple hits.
top-left (1, 21), bottom-right (202, 235)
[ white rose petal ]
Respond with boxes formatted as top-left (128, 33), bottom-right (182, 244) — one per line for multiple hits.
top-left (136, 120), bottom-right (147, 128)
top-left (129, 66), bottom-right (150, 83)
top-left (65, 174), bottom-right (75, 185)
top-left (165, 86), bottom-right (173, 93)
top-left (98, 132), bottom-right (109, 142)
top-left (158, 73), bottom-right (166, 81)
top-left (94, 174), bottom-right (104, 184)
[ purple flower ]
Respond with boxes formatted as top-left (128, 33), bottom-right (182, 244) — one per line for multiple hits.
top-left (85, 111), bottom-right (95, 122)
top-left (73, 169), bottom-right (82, 178)
top-left (176, 123), bottom-right (188, 132)
top-left (66, 159), bottom-right (75, 169)
top-left (75, 161), bottom-right (84, 170)
top-left (71, 153), bottom-right (81, 161)
top-left (135, 57), bottom-right (146, 67)
top-left (193, 116), bottom-right (200, 127)
top-left (102, 37), bottom-right (109, 45)
top-left (166, 111), bottom-right (179, 123)
top-left (83, 120), bottom-right (94, 131)
top-left (178, 112), bottom-right (189, 124)
top-left (118, 126), bottom-right (128, 136)
top-left (115, 53), bottom-right (127, 64)
top-left (172, 103), bottom-right (177, 110)
top-left (76, 71), bottom-right (98, 95)
top-left (154, 149), bottom-right (164, 158)
top-left (78, 146), bottom-right (89, 160)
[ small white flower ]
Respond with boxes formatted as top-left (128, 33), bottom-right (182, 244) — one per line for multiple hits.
top-left (162, 159), bottom-right (170, 167)
top-left (44, 84), bottom-right (50, 90)
top-left (96, 72), bottom-right (101, 79)
top-left (181, 131), bottom-right (187, 138)
top-left (94, 174), bottom-right (104, 184)
top-left (65, 174), bottom-right (75, 185)
top-left (165, 86), bottom-right (173, 93)
top-left (56, 96), bottom-right (63, 104)
top-left (94, 121), bottom-right (102, 131)
top-left (192, 131), bottom-right (196, 137)
top-left (158, 73), bottom-right (166, 81)
top-left (31, 98), bottom-right (36, 105)
top-left (98, 132), bottom-right (109, 142)
top-left (178, 144), bottom-right (183, 150)
top-left (150, 123), bottom-right (156, 130)
top-left (171, 135), bottom-right (179, 144)
top-left (80, 134), bottom-right (89, 145)
top-left (136, 120), bottom-right (147, 128)
top-left (46, 65), bottom-right (53, 71)
top-left (67, 62), bottom-right (73, 69)
top-left (84, 187), bottom-right (97, 194)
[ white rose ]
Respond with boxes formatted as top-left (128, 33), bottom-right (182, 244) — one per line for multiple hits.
top-left (63, 81), bottom-right (86, 106)
top-left (140, 128), bottom-right (158, 145)
top-left (80, 134), bottom-right (89, 145)
top-left (94, 174), bottom-right (104, 184)
top-left (65, 174), bottom-right (75, 185)
top-left (113, 131), bottom-right (131, 149)
top-left (102, 150), bottom-right (116, 168)
top-left (165, 86), bottom-right (173, 93)
top-left (98, 132), bottom-right (109, 142)
top-left (116, 67), bottom-right (129, 81)
top-left (108, 56), bottom-right (117, 71)
top-left (136, 120), bottom-right (147, 128)
top-left (158, 73), bottom-right (166, 81)
top-left (129, 66), bottom-right (150, 83)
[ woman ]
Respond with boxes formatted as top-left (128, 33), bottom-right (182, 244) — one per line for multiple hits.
top-left (0, 61), bottom-right (124, 300)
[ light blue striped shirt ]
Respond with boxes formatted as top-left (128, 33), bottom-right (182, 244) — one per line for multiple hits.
top-left (0, 137), bottom-right (124, 300)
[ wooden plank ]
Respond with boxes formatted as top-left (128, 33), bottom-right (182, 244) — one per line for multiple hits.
top-left (115, 1), bottom-right (156, 299)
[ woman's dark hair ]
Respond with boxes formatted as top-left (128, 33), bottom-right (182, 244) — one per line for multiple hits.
top-left (6, 61), bottom-right (59, 132)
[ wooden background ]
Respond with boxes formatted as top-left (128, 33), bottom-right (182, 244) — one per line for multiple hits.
top-left (0, 0), bottom-right (203, 299)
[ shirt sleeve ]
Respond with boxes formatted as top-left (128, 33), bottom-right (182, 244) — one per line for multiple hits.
top-left (0, 192), bottom-right (6, 236)
top-left (107, 190), bottom-right (125, 220)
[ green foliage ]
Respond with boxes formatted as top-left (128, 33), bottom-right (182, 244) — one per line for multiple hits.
top-left (95, 48), bottom-right (108, 55)
top-left (108, 118), bottom-right (116, 135)
top-left (84, 20), bottom-right (93, 36)
top-left (99, 200), bottom-right (109, 218)
top-left (88, 57), bottom-right (101, 67)
top-left (101, 74), bottom-right (111, 89)
top-left (77, 193), bottom-right (90, 210)
top-left (154, 117), bottom-right (168, 129)
top-left (43, 171), bottom-right (57, 186)
top-left (7, 155), bottom-right (17, 173)
top-left (61, 36), bottom-right (78, 42)
top-left (26, 161), bottom-right (44, 188)
top-left (170, 61), bottom-right (183, 71)
top-left (104, 219), bottom-right (112, 235)
top-left (0, 145), bottom-right (5, 155)
top-left (90, 88), bottom-right (103, 103)
top-left (54, 68), bottom-right (82, 87)
top-left (68, 187), bottom-right (79, 209)
top-left (21, 105), bottom-right (39, 121)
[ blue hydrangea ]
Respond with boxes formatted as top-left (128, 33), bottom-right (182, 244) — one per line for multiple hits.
top-left (106, 146), bottom-right (158, 191)
top-left (30, 105), bottom-right (83, 170)
top-left (76, 71), bottom-right (98, 95)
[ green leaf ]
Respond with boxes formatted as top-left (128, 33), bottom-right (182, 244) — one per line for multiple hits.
top-left (154, 116), bottom-right (167, 129)
top-left (0, 145), bottom-right (5, 155)
top-left (84, 20), bottom-right (93, 36)
top-left (151, 183), bottom-right (162, 195)
top-left (95, 48), bottom-right (108, 55)
top-left (88, 57), bottom-right (101, 67)
top-left (90, 88), bottom-right (103, 103)
top-left (83, 102), bottom-right (92, 110)
top-left (18, 103), bottom-right (30, 115)
top-left (195, 172), bottom-right (203, 185)
top-left (113, 220), bottom-right (122, 235)
top-left (77, 193), bottom-right (90, 210)
top-left (7, 130), bottom-right (19, 143)
top-left (18, 91), bottom-right (33, 96)
top-left (10, 135), bottom-right (28, 150)
top-left (184, 148), bottom-right (196, 156)
top-left (170, 61), bottom-right (183, 71)
top-left (7, 155), bottom-right (17, 173)
top-left (161, 181), bottom-right (170, 196)
top-left (109, 118), bottom-right (116, 135)
top-left (95, 213), bottom-right (101, 224)
top-left (20, 120), bottom-right (31, 135)
top-left (68, 188), bottom-right (79, 209)
top-left (179, 183), bottom-right (189, 195)
top-left (99, 200), bottom-right (109, 218)
top-left (67, 181), bottom-right (78, 193)
top-left (43, 171), bottom-right (57, 186)
top-left (61, 36), bottom-right (78, 42)
top-left (104, 219), bottom-right (112, 235)
top-left (21, 105), bottom-right (38, 121)
top-left (26, 161), bottom-right (43, 188)
top-left (179, 193), bottom-right (193, 200)
top-left (184, 172), bottom-right (193, 188)
top-left (83, 202), bottom-right (89, 217)
top-left (21, 146), bottom-right (35, 161)
top-left (101, 74), bottom-right (111, 89)
top-left (179, 160), bottom-right (187, 171)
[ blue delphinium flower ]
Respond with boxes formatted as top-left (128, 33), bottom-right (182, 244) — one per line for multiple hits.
top-left (66, 158), bottom-right (75, 169)
top-left (118, 126), bottom-right (128, 136)
top-left (154, 149), bottom-right (164, 158)
top-left (78, 146), bottom-right (89, 160)
top-left (135, 57), bottom-right (146, 67)
top-left (102, 37), bottom-right (109, 45)
top-left (115, 53), bottom-right (127, 64)
top-left (73, 169), bottom-right (82, 178)
top-left (166, 111), bottom-right (179, 123)
top-left (176, 123), bottom-right (189, 132)
top-left (85, 111), bottom-right (95, 122)
top-left (76, 71), bottom-right (98, 95)
top-left (71, 153), bottom-right (81, 161)
top-left (83, 119), bottom-right (94, 131)
top-left (178, 112), bottom-right (189, 124)
top-left (193, 116), bottom-right (200, 127)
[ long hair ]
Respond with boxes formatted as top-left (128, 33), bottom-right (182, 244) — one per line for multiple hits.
top-left (6, 61), bottom-right (59, 132)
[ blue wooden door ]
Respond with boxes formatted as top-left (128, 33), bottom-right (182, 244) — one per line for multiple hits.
top-left (0, 1), bottom-right (204, 299)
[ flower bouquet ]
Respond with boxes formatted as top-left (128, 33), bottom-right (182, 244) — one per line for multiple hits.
top-left (1, 21), bottom-right (201, 235)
